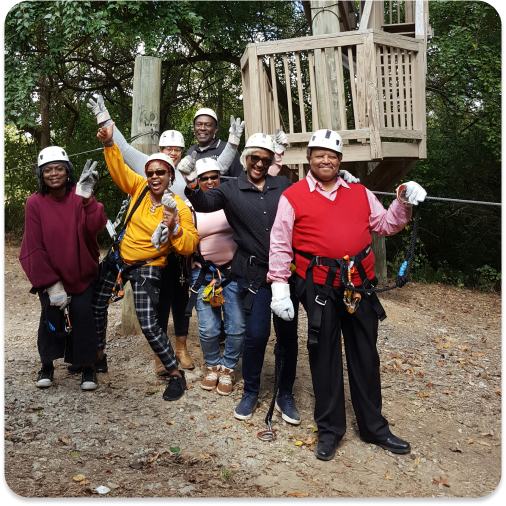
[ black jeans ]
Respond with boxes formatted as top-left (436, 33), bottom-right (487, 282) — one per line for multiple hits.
top-left (295, 274), bottom-right (390, 447)
top-left (236, 276), bottom-right (299, 397)
top-left (37, 282), bottom-right (98, 366)
top-left (158, 253), bottom-right (190, 337)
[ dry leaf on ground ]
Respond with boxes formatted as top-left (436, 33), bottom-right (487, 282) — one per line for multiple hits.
top-left (287, 492), bottom-right (309, 498)
top-left (385, 470), bottom-right (393, 480)
top-left (73, 475), bottom-right (86, 482)
top-left (439, 476), bottom-right (450, 487)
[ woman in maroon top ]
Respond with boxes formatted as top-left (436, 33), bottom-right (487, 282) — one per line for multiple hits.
top-left (19, 146), bottom-right (107, 390)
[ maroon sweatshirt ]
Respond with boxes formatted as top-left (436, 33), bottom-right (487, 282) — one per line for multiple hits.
top-left (19, 187), bottom-right (107, 294)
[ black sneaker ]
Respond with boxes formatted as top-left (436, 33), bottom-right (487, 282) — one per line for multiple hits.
top-left (68, 354), bottom-right (108, 375)
top-left (163, 371), bottom-right (186, 401)
top-left (81, 368), bottom-right (98, 391)
top-left (36, 365), bottom-right (54, 388)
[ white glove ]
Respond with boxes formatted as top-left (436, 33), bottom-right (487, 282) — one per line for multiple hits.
top-left (228, 115), bottom-right (245, 145)
top-left (75, 159), bottom-right (99, 198)
top-left (87, 94), bottom-right (111, 124)
top-left (397, 181), bottom-right (427, 206)
top-left (274, 128), bottom-right (289, 155)
top-left (178, 152), bottom-right (198, 186)
top-left (270, 282), bottom-right (294, 321)
top-left (46, 281), bottom-right (69, 310)
top-left (151, 221), bottom-right (169, 251)
top-left (162, 190), bottom-right (179, 228)
top-left (338, 170), bottom-right (360, 184)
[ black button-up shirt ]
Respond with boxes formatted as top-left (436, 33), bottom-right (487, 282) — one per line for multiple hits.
top-left (185, 171), bottom-right (292, 280)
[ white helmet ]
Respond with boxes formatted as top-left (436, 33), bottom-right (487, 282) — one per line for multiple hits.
top-left (308, 129), bottom-right (343, 154)
top-left (159, 129), bottom-right (185, 148)
top-left (145, 153), bottom-right (176, 184)
top-left (193, 108), bottom-right (218, 125)
top-left (245, 133), bottom-right (275, 154)
top-left (37, 146), bottom-right (70, 167)
top-left (196, 157), bottom-right (220, 177)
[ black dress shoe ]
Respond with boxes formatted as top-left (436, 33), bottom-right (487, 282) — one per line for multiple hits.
top-left (360, 434), bottom-right (411, 454)
top-left (314, 441), bottom-right (336, 461)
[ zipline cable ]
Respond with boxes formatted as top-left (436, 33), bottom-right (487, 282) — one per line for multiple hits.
top-left (372, 191), bottom-right (501, 207)
top-left (5, 129), bottom-right (157, 172)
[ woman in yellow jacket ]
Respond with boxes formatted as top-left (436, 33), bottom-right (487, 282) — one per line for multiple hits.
top-left (94, 122), bottom-right (199, 401)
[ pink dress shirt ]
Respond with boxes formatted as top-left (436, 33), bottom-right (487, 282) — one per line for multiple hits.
top-left (267, 171), bottom-right (412, 284)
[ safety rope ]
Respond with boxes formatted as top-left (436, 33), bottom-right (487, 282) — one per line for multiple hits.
top-left (259, 342), bottom-right (284, 442)
top-left (372, 191), bottom-right (501, 207)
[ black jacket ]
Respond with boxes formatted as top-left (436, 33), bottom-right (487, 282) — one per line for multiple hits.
top-left (186, 138), bottom-right (243, 177)
top-left (185, 171), bottom-right (292, 282)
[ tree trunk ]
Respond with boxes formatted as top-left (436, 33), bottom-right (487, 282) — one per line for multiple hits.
top-left (39, 75), bottom-right (51, 149)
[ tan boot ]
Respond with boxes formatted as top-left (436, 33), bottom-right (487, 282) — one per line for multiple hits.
top-left (175, 341), bottom-right (194, 369)
top-left (201, 365), bottom-right (220, 390)
top-left (154, 353), bottom-right (170, 376)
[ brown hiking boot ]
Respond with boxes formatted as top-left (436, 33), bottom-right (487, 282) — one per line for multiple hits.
top-left (175, 341), bottom-right (194, 369)
top-left (201, 365), bottom-right (220, 390)
top-left (217, 367), bottom-right (235, 396)
top-left (154, 353), bottom-right (170, 376)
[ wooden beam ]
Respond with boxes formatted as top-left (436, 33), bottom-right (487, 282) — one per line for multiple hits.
top-left (364, 32), bottom-right (382, 159)
top-left (372, 30), bottom-right (422, 52)
top-left (255, 32), bottom-right (366, 56)
top-left (379, 128), bottom-right (423, 139)
top-left (294, 52), bottom-right (307, 132)
top-left (415, 0), bottom-right (425, 38)
top-left (269, 57), bottom-right (281, 130)
top-left (358, 0), bottom-right (373, 32)
top-left (247, 47), bottom-right (262, 134)
top-left (282, 54), bottom-right (294, 134)
top-left (308, 50), bottom-right (319, 131)
top-left (286, 129), bottom-right (371, 143)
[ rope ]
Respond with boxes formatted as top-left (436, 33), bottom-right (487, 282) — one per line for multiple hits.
top-left (372, 191), bottom-right (501, 207)
top-left (6, 130), bottom-right (157, 172)
top-left (264, 342), bottom-right (285, 432)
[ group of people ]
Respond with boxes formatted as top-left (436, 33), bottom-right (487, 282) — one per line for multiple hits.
top-left (20, 94), bottom-right (426, 461)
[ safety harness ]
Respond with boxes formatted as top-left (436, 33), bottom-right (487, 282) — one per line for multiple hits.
top-left (184, 208), bottom-right (232, 317)
top-left (100, 185), bottom-right (162, 306)
top-left (238, 249), bottom-right (270, 315)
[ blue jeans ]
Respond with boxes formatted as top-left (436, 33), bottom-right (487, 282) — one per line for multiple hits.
top-left (192, 267), bottom-right (245, 370)
top-left (236, 276), bottom-right (299, 397)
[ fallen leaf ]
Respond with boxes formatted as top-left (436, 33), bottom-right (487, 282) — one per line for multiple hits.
top-left (385, 470), bottom-right (393, 480)
top-left (468, 439), bottom-right (474, 444)
top-left (432, 479), bottom-right (439, 485)
top-left (105, 469), bottom-right (111, 473)
top-left (207, 415), bottom-right (215, 419)
top-left (312, 478), bottom-right (318, 482)
top-left (418, 372), bottom-right (425, 378)
top-left (312, 427), bottom-right (319, 433)
top-left (461, 345), bottom-right (469, 351)
top-left (73, 475), bottom-right (86, 482)
top-left (495, 389), bottom-right (501, 396)
top-left (414, 458), bottom-right (420, 466)
top-left (246, 454), bottom-right (257, 458)
top-left (366, 455), bottom-right (374, 461)
top-left (433, 339), bottom-right (440, 343)
top-left (418, 392), bottom-right (430, 398)
top-left (166, 421), bottom-right (175, 425)
top-left (295, 440), bottom-right (304, 446)
top-left (287, 492), bottom-right (309, 498)
top-left (343, 460), bottom-right (352, 467)
top-left (200, 454), bottom-right (210, 459)
top-left (222, 424), bottom-right (232, 429)
top-left (59, 437), bottom-right (69, 445)
top-left (79, 480), bottom-right (90, 486)
top-left (426, 382), bottom-right (434, 388)
top-left (435, 345), bottom-right (443, 350)
top-left (71, 452), bottom-right (80, 457)
top-left (443, 343), bottom-right (452, 349)
top-left (190, 415), bottom-right (194, 420)
top-left (477, 441), bottom-right (491, 446)
top-left (307, 424), bottom-right (314, 429)
top-left (170, 446), bottom-right (180, 453)
top-left (438, 361), bottom-right (444, 367)
top-left (439, 476), bottom-right (450, 487)
top-left (471, 352), bottom-right (484, 357)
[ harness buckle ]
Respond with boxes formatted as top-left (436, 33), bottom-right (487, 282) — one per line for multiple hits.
top-left (248, 286), bottom-right (258, 295)
top-left (248, 256), bottom-right (256, 266)
top-left (315, 295), bottom-right (327, 306)
top-left (315, 256), bottom-right (323, 267)
top-left (190, 285), bottom-right (200, 295)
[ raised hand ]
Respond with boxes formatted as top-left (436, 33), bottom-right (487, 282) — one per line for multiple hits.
top-left (76, 159), bottom-right (99, 198)
top-left (87, 94), bottom-right (111, 124)
top-left (97, 122), bottom-right (114, 145)
top-left (228, 115), bottom-right (245, 145)
top-left (274, 128), bottom-right (289, 154)
top-left (177, 151), bottom-right (198, 186)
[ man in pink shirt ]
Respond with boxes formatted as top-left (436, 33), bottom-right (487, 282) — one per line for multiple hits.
top-left (267, 129), bottom-right (426, 461)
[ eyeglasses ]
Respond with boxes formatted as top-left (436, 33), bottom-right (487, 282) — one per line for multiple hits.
top-left (199, 174), bottom-right (220, 182)
top-left (164, 147), bottom-right (183, 155)
top-left (249, 155), bottom-right (272, 168)
top-left (145, 169), bottom-right (169, 178)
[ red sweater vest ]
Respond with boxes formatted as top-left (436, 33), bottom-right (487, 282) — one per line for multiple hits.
top-left (283, 179), bottom-right (375, 286)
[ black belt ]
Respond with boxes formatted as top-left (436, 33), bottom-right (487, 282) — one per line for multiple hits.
top-left (184, 259), bottom-right (232, 317)
top-left (297, 244), bottom-right (386, 345)
top-left (239, 255), bottom-right (269, 315)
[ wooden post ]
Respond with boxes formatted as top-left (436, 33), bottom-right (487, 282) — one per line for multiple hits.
top-left (122, 56), bottom-right (162, 336)
top-left (310, 0), bottom-right (346, 131)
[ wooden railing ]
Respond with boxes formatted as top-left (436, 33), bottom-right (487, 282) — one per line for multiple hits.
top-left (241, 27), bottom-right (426, 164)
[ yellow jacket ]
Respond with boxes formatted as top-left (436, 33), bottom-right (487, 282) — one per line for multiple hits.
top-left (104, 143), bottom-right (199, 266)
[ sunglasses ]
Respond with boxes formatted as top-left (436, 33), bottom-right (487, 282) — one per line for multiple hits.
top-left (165, 147), bottom-right (183, 155)
top-left (249, 155), bottom-right (272, 168)
top-left (199, 174), bottom-right (220, 182)
top-left (145, 169), bottom-right (169, 178)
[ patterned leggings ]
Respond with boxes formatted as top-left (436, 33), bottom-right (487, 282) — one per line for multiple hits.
top-left (92, 264), bottom-right (178, 372)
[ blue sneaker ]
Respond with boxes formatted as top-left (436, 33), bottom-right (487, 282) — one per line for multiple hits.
top-left (234, 393), bottom-right (258, 421)
top-left (275, 393), bottom-right (301, 425)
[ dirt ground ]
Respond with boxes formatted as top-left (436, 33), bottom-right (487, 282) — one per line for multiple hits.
top-left (4, 243), bottom-right (502, 498)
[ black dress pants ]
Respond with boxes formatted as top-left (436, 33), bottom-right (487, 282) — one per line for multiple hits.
top-left (295, 274), bottom-right (390, 447)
